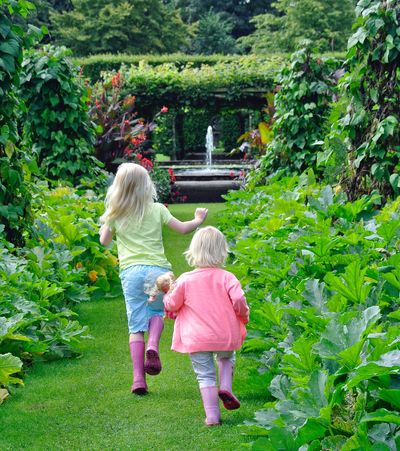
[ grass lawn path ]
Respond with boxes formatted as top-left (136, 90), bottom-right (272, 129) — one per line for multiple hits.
top-left (0, 204), bottom-right (264, 450)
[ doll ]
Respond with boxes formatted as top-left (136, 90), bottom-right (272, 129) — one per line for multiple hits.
top-left (147, 272), bottom-right (177, 319)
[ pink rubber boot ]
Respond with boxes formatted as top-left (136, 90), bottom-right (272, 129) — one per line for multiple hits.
top-left (218, 358), bottom-right (240, 410)
top-left (144, 316), bottom-right (164, 375)
top-left (129, 341), bottom-right (148, 395)
top-left (200, 386), bottom-right (221, 426)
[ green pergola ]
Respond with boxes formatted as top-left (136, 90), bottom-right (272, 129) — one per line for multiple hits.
top-left (117, 61), bottom-right (281, 158)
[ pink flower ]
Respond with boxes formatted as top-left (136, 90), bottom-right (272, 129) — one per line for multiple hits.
top-left (230, 171), bottom-right (235, 178)
top-left (243, 153), bottom-right (247, 161)
top-left (160, 106), bottom-right (169, 113)
top-left (136, 153), bottom-right (143, 160)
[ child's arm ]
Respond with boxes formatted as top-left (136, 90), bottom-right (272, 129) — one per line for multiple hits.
top-left (163, 281), bottom-right (185, 312)
top-left (226, 275), bottom-right (249, 324)
top-left (99, 224), bottom-right (113, 246)
top-left (167, 208), bottom-right (208, 234)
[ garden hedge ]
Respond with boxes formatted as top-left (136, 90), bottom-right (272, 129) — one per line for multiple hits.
top-left (74, 53), bottom-right (287, 81)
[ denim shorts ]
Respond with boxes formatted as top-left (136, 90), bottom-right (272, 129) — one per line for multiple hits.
top-left (119, 265), bottom-right (170, 333)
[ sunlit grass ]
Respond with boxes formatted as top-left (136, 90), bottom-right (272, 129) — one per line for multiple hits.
top-left (0, 203), bottom-right (266, 450)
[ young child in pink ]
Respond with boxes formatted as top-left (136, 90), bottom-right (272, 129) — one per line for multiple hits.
top-left (163, 226), bottom-right (249, 426)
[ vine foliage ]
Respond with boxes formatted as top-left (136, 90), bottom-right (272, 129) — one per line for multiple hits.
top-left (20, 45), bottom-right (101, 183)
top-left (254, 46), bottom-right (339, 183)
top-left (335, 0), bottom-right (400, 199)
top-left (0, 0), bottom-right (37, 246)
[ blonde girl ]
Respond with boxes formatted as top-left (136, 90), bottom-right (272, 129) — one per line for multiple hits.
top-left (99, 163), bottom-right (207, 395)
top-left (163, 226), bottom-right (249, 425)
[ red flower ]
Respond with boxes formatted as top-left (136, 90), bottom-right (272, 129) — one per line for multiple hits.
top-left (230, 171), bottom-right (235, 178)
top-left (136, 153), bottom-right (143, 160)
top-left (124, 120), bottom-right (130, 126)
top-left (160, 106), bottom-right (169, 113)
top-left (168, 168), bottom-right (176, 182)
top-left (124, 148), bottom-right (133, 156)
top-left (243, 153), bottom-right (247, 161)
top-left (141, 158), bottom-right (153, 170)
top-left (111, 72), bottom-right (121, 88)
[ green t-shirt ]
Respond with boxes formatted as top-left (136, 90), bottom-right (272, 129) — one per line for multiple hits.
top-left (110, 202), bottom-right (173, 271)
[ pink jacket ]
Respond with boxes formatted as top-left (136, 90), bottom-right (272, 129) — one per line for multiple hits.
top-left (163, 267), bottom-right (249, 353)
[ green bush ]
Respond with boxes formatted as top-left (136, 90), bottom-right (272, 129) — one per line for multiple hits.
top-left (253, 47), bottom-right (340, 184)
top-left (324, 0), bottom-right (400, 199)
top-left (0, 0), bottom-right (39, 246)
top-left (74, 53), bottom-right (286, 82)
top-left (220, 174), bottom-right (400, 449)
top-left (0, 183), bottom-right (120, 400)
top-left (19, 45), bottom-right (101, 183)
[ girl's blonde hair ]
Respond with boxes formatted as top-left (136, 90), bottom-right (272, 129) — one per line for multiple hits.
top-left (100, 163), bottom-right (157, 228)
top-left (184, 226), bottom-right (229, 268)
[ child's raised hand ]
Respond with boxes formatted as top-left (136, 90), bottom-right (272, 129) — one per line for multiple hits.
top-left (194, 208), bottom-right (208, 224)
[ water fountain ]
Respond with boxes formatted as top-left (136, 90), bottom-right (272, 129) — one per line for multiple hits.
top-left (159, 126), bottom-right (251, 202)
top-left (205, 125), bottom-right (213, 167)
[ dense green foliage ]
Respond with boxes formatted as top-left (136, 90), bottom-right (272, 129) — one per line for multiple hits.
top-left (50, 0), bottom-right (189, 56)
top-left (174, 0), bottom-right (273, 39)
top-left (75, 53), bottom-right (287, 83)
top-left (189, 11), bottom-right (237, 55)
top-left (220, 175), bottom-right (400, 449)
top-left (0, 185), bottom-right (120, 400)
top-left (327, 0), bottom-right (400, 199)
top-left (253, 48), bottom-right (340, 181)
top-left (116, 57), bottom-right (282, 113)
top-left (20, 45), bottom-right (100, 182)
top-left (240, 0), bottom-right (355, 53)
top-left (0, 0), bottom-right (37, 246)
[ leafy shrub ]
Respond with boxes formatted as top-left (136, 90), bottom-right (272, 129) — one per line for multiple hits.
top-left (89, 71), bottom-right (157, 170)
top-left (0, 184), bottom-right (120, 400)
top-left (325, 0), bottom-right (400, 199)
top-left (253, 47), bottom-right (340, 183)
top-left (74, 53), bottom-right (287, 82)
top-left (0, 0), bottom-right (39, 246)
top-left (19, 45), bottom-right (101, 183)
top-left (220, 174), bottom-right (400, 449)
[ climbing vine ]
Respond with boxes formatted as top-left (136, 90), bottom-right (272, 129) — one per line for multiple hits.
top-left (335, 0), bottom-right (400, 199)
top-left (0, 0), bottom-right (38, 246)
top-left (20, 45), bottom-right (101, 183)
top-left (252, 46), bottom-right (340, 184)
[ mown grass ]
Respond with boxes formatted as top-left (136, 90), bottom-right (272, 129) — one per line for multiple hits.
top-left (0, 203), bottom-right (265, 450)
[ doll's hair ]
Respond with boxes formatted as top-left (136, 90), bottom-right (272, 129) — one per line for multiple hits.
top-left (100, 163), bottom-right (157, 229)
top-left (184, 226), bottom-right (229, 268)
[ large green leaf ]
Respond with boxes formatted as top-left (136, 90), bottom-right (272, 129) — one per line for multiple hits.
top-left (378, 389), bottom-right (400, 410)
top-left (0, 353), bottom-right (23, 386)
top-left (325, 261), bottom-right (371, 304)
top-left (360, 408), bottom-right (400, 425)
top-left (314, 306), bottom-right (381, 363)
top-left (346, 351), bottom-right (400, 388)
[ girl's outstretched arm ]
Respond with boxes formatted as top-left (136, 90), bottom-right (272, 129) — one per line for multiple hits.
top-left (167, 208), bottom-right (208, 234)
top-left (99, 224), bottom-right (113, 246)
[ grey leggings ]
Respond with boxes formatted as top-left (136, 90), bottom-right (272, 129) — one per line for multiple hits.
top-left (189, 351), bottom-right (235, 388)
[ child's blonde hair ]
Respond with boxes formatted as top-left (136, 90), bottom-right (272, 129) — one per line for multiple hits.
top-left (100, 163), bottom-right (157, 228)
top-left (184, 226), bottom-right (229, 268)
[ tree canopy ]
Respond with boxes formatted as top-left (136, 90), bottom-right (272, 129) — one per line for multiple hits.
top-left (239, 0), bottom-right (355, 53)
top-left (50, 0), bottom-right (189, 55)
top-left (190, 11), bottom-right (237, 55)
